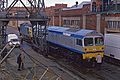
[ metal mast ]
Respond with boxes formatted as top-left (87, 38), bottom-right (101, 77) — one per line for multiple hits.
top-left (0, 0), bottom-right (48, 55)
top-left (29, 0), bottom-right (49, 56)
top-left (0, 0), bottom-right (9, 48)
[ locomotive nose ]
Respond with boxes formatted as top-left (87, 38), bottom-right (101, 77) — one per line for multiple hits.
top-left (84, 46), bottom-right (104, 52)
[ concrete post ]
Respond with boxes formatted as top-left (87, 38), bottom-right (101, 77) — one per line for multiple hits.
top-left (52, 16), bottom-right (54, 26)
top-left (59, 15), bottom-right (61, 26)
top-left (96, 14), bottom-right (101, 33)
top-left (83, 15), bottom-right (86, 29)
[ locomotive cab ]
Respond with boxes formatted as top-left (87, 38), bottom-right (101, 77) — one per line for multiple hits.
top-left (82, 36), bottom-right (104, 59)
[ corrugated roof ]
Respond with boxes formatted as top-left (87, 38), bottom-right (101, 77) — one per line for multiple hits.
top-left (76, 29), bottom-right (94, 36)
top-left (47, 26), bottom-right (69, 32)
top-left (47, 26), bottom-right (102, 38)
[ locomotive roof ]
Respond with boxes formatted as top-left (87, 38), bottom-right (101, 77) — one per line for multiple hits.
top-left (48, 26), bottom-right (103, 38)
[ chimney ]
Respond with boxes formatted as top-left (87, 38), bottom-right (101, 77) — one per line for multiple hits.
top-left (76, 1), bottom-right (78, 7)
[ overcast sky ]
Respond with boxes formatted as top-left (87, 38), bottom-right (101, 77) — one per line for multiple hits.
top-left (9, 0), bottom-right (91, 7)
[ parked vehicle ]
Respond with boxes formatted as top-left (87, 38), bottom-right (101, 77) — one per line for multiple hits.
top-left (7, 33), bottom-right (20, 47)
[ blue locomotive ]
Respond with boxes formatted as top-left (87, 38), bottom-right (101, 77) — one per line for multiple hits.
top-left (47, 26), bottom-right (104, 64)
top-left (19, 23), bottom-right (32, 42)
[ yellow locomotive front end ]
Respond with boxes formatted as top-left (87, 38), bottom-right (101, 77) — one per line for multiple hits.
top-left (28, 27), bottom-right (33, 38)
top-left (82, 37), bottom-right (104, 60)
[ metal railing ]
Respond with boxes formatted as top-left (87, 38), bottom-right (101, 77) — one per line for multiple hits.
top-left (0, 43), bottom-right (16, 65)
top-left (0, 43), bottom-right (9, 55)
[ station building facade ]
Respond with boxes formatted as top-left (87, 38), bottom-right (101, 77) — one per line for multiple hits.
top-left (45, 4), bottom-right (67, 26)
top-left (45, 0), bottom-right (120, 34)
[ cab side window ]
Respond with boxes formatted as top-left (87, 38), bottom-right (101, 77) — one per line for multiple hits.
top-left (76, 39), bottom-right (82, 46)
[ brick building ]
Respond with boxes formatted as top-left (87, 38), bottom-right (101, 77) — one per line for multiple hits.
top-left (90, 0), bottom-right (120, 33)
top-left (45, 4), bottom-right (67, 26)
top-left (8, 7), bottom-right (31, 28)
top-left (7, 0), bottom-right (120, 34)
top-left (45, 0), bottom-right (120, 34)
top-left (61, 2), bottom-right (90, 29)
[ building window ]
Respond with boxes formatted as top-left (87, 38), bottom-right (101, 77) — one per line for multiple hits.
top-left (108, 21), bottom-right (111, 28)
top-left (116, 21), bottom-right (118, 29)
top-left (76, 20), bottom-right (80, 25)
top-left (92, 2), bottom-right (96, 12)
top-left (113, 21), bottom-right (115, 28)
top-left (107, 21), bottom-right (120, 29)
top-left (71, 20), bottom-right (74, 25)
top-left (63, 19), bottom-right (80, 28)
top-left (118, 21), bottom-right (120, 28)
top-left (64, 20), bottom-right (67, 25)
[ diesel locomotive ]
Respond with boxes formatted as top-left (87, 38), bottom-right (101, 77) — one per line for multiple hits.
top-left (19, 24), bottom-right (104, 64)
top-left (19, 23), bottom-right (32, 42)
top-left (47, 26), bottom-right (104, 64)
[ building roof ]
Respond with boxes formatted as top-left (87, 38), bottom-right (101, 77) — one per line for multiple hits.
top-left (62, 1), bottom-right (91, 10)
top-left (48, 26), bottom-right (103, 39)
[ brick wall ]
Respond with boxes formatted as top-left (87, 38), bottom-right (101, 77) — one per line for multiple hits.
top-left (45, 4), bottom-right (67, 26)
top-left (86, 14), bottom-right (97, 30)
top-left (61, 4), bottom-right (90, 17)
top-left (45, 1), bottom-right (120, 34)
top-left (60, 4), bottom-right (90, 28)
top-left (7, 7), bottom-right (31, 27)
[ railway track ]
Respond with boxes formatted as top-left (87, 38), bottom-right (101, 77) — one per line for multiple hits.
top-left (1, 46), bottom-right (64, 80)
top-left (21, 46), bottom-right (82, 80)
top-left (27, 42), bottom-right (120, 80)
top-left (2, 42), bottom-right (120, 80)
top-left (48, 57), bottom-right (105, 80)
top-left (49, 56), bottom-right (120, 80)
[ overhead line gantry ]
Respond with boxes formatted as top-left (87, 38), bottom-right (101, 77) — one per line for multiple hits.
top-left (0, 0), bottom-right (49, 54)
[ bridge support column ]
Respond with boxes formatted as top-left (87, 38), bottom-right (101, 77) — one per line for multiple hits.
top-left (30, 20), bottom-right (48, 55)
top-left (0, 20), bottom-right (9, 48)
top-left (96, 14), bottom-right (101, 33)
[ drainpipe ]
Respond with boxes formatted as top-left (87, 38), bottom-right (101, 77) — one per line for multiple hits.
top-left (59, 9), bottom-right (61, 26)
top-left (52, 16), bottom-right (54, 26)
top-left (96, 14), bottom-right (101, 33)
top-left (83, 15), bottom-right (86, 29)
